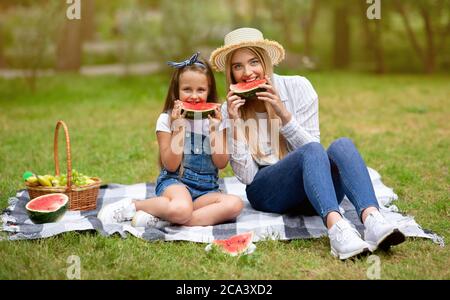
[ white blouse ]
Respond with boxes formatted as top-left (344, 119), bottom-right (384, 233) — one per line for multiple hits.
top-left (220, 73), bottom-right (320, 185)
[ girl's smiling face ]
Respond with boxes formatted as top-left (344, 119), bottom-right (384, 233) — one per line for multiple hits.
top-left (230, 48), bottom-right (265, 83)
top-left (178, 70), bottom-right (209, 103)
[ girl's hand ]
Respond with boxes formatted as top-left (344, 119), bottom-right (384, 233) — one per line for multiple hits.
top-left (256, 75), bottom-right (291, 124)
top-left (208, 104), bottom-right (222, 131)
top-left (226, 90), bottom-right (245, 120)
top-left (170, 100), bottom-right (187, 131)
top-left (170, 100), bottom-right (186, 122)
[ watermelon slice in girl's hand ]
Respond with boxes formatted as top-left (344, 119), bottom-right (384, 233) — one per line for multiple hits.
top-left (181, 102), bottom-right (219, 119)
top-left (205, 231), bottom-right (256, 256)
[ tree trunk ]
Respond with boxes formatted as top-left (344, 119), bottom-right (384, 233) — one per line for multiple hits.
top-left (360, 2), bottom-right (373, 52)
top-left (394, 0), bottom-right (435, 73)
top-left (333, 3), bottom-right (350, 69)
top-left (282, 15), bottom-right (294, 50)
top-left (81, 0), bottom-right (96, 41)
top-left (267, 0), bottom-right (294, 50)
top-left (248, 0), bottom-right (263, 29)
top-left (0, 27), bottom-right (6, 68)
top-left (302, 0), bottom-right (320, 57)
top-left (228, 0), bottom-right (240, 27)
top-left (56, 19), bottom-right (83, 71)
top-left (394, 0), bottom-right (439, 73)
top-left (373, 21), bottom-right (385, 74)
top-left (420, 7), bottom-right (436, 73)
top-left (395, 2), bottom-right (424, 60)
top-left (359, 1), bottom-right (385, 73)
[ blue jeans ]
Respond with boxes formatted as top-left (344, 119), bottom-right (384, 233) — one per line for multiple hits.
top-left (156, 168), bottom-right (219, 200)
top-left (246, 138), bottom-right (379, 223)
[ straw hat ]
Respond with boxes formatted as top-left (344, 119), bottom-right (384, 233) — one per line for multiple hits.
top-left (210, 27), bottom-right (285, 72)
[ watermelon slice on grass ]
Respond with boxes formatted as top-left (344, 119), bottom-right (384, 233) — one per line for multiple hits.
top-left (230, 79), bottom-right (267, 99)
top-left (181, 102), bottom-right (219, 119)
top-left (205, 231), bottom-right (256, 256)
top-left (25, 193), bottom-right (68, 224)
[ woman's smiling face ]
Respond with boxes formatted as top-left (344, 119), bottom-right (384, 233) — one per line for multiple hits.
top-left (230, 48), bottom-right (264, 83)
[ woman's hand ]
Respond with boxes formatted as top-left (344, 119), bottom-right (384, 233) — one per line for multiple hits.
top-left (256, 75), bottom-right (292, 125)
top-left (226, 90), bottom-right (246, 120)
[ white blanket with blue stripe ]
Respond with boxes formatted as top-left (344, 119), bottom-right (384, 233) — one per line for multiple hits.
top-left (0, 168), bottom-right (445, 247)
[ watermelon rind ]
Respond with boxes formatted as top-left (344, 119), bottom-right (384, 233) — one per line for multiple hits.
top-left (233, 87), bottom-right (266, 99)
top-left (181, 103), bottom-right (218, 119)
top-left (230, 79), bottom-right (267, 100)
top-left (25, 193), bottom-right (69, 224)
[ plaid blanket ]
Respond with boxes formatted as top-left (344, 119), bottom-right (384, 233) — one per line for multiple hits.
top-left (0, 168), bottom-right (445, 246)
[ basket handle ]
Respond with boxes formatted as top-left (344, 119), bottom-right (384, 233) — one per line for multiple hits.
top-left (54, 120), bottom-right (72, 192)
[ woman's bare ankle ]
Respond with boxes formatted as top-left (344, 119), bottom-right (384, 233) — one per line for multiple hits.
top-left (361, 206), bottom-right (378, 223)
top-left (326, 211), bottom-right (343, 229)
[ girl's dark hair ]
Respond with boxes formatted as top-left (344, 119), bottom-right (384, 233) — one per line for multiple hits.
top-left (162, 56), bottom-right (218, 113)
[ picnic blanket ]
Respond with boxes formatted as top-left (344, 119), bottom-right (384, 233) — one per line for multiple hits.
top-left (0, 168), bottom-right (445, 246)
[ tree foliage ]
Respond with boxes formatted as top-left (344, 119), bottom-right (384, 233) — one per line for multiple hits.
top-left (0, 0), bottom-right (449, 74)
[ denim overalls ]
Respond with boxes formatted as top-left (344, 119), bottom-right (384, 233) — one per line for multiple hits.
top-left (155, 129), bottom-right (220, 200)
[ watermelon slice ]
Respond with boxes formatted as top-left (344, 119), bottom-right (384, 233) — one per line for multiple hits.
top-left (25, 193), bottom-right (68, 224)
top-left (205, 231), bottom-right (255, 256)
top-left (230, 79), bottom-right (267, 99)
top-left (181, 102), bottom-right (219, 119)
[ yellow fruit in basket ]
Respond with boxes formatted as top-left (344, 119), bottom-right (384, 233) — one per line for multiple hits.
top-left (86, 178), bottom-right (96, 185)
top-left (26, 175), bottom-right (39, 187)
top-left (37, 175), bottom-right (52, 187)
top-left (45, 175), bottom-right (55, 181)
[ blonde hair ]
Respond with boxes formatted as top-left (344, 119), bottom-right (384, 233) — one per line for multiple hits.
top-left (225, 47), bottom-right (288, 163)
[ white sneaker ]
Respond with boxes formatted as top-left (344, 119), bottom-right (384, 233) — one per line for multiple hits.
top-left (97, 198), bottom-right (136, 224)
top-left (131, 210), bottom-right (171, 229)
top-left (364, 210), bottom-right (405, 251)
top-left (328, 219), bottom-right (371, 260)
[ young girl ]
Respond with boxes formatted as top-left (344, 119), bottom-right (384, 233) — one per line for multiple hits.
top-left (98, 53), bottom-right (243, 228)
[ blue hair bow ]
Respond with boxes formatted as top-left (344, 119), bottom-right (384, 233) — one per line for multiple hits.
top-left (167, 52), bottom-right (205, 69)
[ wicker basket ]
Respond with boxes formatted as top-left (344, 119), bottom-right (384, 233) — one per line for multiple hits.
top-left (27, 120), bottom-right (101, 211)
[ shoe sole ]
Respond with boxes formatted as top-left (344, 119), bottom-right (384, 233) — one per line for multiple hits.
top-left (331, 247), bottom-right (371, 260)
top-left (378, 229), bottom-right (405, 251)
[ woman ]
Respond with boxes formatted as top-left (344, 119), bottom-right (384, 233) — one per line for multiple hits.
top-left (210, 27), bottom-right (405, 260)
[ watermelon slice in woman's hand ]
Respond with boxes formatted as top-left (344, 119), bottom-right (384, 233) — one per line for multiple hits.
top-left (230, 79), bottom-right (267, 99)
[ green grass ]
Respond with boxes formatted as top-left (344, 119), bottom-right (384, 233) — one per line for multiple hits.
top-left (0, 72), bottom-right (449, 279)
